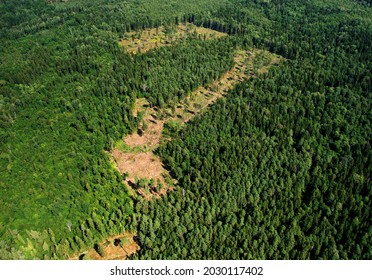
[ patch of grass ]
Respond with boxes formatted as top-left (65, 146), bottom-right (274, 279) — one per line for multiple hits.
top-left (114, 140), bottom-right (130, 152)
top-left (114, 140), bottom-right (148, 153)
top-left (132, 146), bottom-right (147, 153)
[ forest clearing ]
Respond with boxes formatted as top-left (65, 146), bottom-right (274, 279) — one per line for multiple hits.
top-left (119, 23), bottom-right (227, 54)
top-left (69, 233), bottom-right (139, 260)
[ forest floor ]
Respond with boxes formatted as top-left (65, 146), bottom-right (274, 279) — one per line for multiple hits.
top-left (111, 49), bottom-right (282, 201)
top-left (69, 232), bottom-right (139, 260)
top-left (119, 23), bottom-right (227, 54)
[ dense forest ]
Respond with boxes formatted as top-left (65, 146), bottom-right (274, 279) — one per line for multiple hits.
top-left (0, 0), bottom-right (371, 259)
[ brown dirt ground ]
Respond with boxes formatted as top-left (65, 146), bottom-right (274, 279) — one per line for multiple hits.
top-left (111, 98), bottom-right (174, 199)
top-left (125, 111), bottom-right (163, 150)
top-left (112, 151), bottom-right (164, 181)
top-left (111, 150), bottom-right (172, 199)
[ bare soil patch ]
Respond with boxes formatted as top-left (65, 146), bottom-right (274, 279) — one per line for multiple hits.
top-left (111, 150), bottom-right (173, 200)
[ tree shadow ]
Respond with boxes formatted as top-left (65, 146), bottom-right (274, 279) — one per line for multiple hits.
top-left (114, 238), bottom-right (121, 247)
top-left (133, 235), bottom-right (141, 245)
top-left (161, 162), bottom-right (177, 179)
top-left (127, 180), bottom-right (140, 190)
top-left (93, 243), bottom-right (100, 253)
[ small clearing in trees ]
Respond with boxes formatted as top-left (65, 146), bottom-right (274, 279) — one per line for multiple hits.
top-left (69, 233), bottom-right (139, 260)
top-left (111, 151), bottom-right (171, 200)
top-left (119, 23), bottom-right (227, 54)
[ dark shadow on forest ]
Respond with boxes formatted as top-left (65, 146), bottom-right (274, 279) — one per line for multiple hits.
top-left (127, 180), bottom-right (140, 190)
top-left (161, 162), bottom-right (177, 179)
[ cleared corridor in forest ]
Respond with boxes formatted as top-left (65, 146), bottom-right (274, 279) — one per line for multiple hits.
top-left (111, 49), bottom-right (282, 200)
